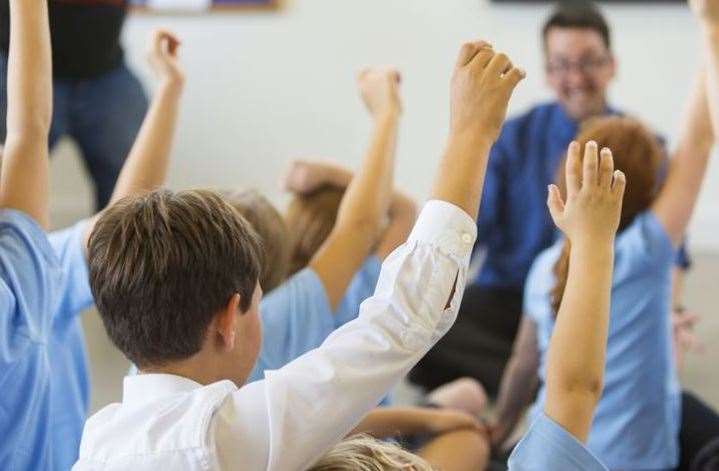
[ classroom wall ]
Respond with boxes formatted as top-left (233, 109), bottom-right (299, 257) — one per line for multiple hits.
top-left (50, 0), bottom-right (719, 250)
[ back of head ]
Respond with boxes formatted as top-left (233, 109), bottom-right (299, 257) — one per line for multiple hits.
top-left (88, 189), bottom-right (262, 368)
top-left (551, 116), bottom-right (664, 315)
top-left (308, 434), bottom-right (435, 471)
top-left (222, 189), bottom-right (290, 293)
top-left (285, 185), bottom-right (345, 276)
top-left (542, 1), bottom-right (611, 50)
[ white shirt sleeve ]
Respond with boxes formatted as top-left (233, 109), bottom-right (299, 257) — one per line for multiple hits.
top-left (213, 200), bottom-right (477, 471)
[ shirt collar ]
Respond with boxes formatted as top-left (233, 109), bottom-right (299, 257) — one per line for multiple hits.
top-left (551, 101), bottom-right (619, 142)
top-left (123, 373), bottom-right (205, 405)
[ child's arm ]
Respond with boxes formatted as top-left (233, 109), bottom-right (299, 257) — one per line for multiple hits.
top-left (82, 30), bottom-right (184, 246)
top-left (430, 42), bottom-right (524, 219)
top-left (308, 69), bottom-right (400, 310)
top-left (652, 4), bottom-right (715, 245)
top-left (285, 160), bottom-right (417, 261)
top-left (491, 317), bottom-right (540, 448)
top-left (0, 0), bottom-right (52, 228)
top-left (543, 142), bottom-right (625, 441)
top-left (225, 41), bottom-right (524, 470)
top-left (350, 407), bottom-right (482, 439)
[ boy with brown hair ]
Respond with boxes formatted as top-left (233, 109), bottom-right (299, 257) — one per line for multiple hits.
top-left (74, 41), bottom-right (525, 470)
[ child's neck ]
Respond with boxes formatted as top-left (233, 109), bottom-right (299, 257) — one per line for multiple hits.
top-left (141, 353), bottom-right (228, 386)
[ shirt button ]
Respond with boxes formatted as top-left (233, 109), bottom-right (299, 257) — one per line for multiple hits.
top-left (462, 233), bottom-right (473, 244)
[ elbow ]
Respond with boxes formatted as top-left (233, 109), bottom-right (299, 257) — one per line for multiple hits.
top-left (556, 375), bottom-right (604, 407)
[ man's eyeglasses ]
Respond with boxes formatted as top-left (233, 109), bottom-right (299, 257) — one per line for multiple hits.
top-left (546, 56), bottom-right (611, 76)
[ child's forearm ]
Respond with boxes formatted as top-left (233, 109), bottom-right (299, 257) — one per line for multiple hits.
top-left (350, 407), bottom-right (434, 438)
top-left (703, 25), bottom-right (719, 139)
top-left (544, 241), bottom-right (613, 441)
top-left (334, 110), bottom-right (399, 239)
top-left (431, 132), bottom-right (493, 220)
top-left (0, 0), bottom-right (52, 227)
top-left (107, 80), bottom-right (183, 206)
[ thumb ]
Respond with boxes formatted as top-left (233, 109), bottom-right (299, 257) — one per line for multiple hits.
top-left (547, 184), bottom-right (565, 225)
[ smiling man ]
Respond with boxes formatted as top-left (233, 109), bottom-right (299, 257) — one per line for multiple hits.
top-left (409, 1), bottom-right (685, 397)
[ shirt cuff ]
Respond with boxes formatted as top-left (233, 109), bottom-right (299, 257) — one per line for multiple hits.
top-left (407, 200), bottom-right (477, 260)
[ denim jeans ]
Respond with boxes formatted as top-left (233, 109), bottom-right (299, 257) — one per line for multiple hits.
top-left (0, 57), bottom-right (148, 211)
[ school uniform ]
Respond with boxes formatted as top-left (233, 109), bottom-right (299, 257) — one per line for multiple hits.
top-left (524, 211), bottom-right (679, 470)
top-left (73, 200), bottom-right (476, 470)
top-left (0, 210), bottom-right (63, 469)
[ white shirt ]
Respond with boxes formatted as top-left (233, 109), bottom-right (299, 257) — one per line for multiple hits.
top-left (73, 200), bottom-right (477, 471)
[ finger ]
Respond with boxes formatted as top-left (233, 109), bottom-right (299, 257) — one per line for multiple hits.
top-left (565, 141), bottom-right (581, 200)
top-left (471, 47), bottom-right (495, 71)
top-left (502, 67), bottom-right (526, 89)
top-left (455, 40), bottom-right (492, 67)
top-left (547, 184), bottom-right (565, 224)
top-left (598, 147), bottom-right (615, 189)
top-left (485, 52), bottom-right (511, 78)
top-left (583, 141), bottom-right (599, 187)
top-left (611, 170), bottom-right (626, 199)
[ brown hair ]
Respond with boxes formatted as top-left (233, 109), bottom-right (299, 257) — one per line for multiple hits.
top-left (308, 434), bottom-right (435, 471)
top-left (285, 185), bottom-right (345, 276)
top-left (542, 1), bottom-right (611, 50)
top-left (222, 189), bottom-right (291, 293)
top-left (88, 189), bottom-right (262, 368)
top-left (550, 117), bottom-right (665, 315)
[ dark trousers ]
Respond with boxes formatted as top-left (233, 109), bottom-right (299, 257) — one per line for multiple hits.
top-left (679, 391), bottom-right (719, 471)
top-left (0, 58), bottom-right (148, 211)
top-left (409, 285), bottom-right (523, 398)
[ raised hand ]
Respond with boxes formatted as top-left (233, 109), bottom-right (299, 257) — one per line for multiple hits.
top-left (283, 160), bottom-right (334, 194)
top-left (147, 29), bottom-right (184, 86)
top-left (357, 67), bottom-right (402, 119)
top-left (547, 141), bottom-right (626, 246)
top-left (450, 41), bottom-right (525, 143)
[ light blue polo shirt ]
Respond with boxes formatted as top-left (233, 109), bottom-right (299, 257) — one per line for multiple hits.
top-left (508, 412), bottom-right (607, 470)
top-left (48, 220), bottom-right (94, 470)
top-left (524, 211), bottom-right (680, 470)
top-left (248, 256), bottom-right (381, 383)
top-left (0, 209), bottom-right (63, 470)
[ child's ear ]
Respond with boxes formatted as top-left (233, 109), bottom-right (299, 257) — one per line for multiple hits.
top-left (216, 293), bottom-right (241, 351)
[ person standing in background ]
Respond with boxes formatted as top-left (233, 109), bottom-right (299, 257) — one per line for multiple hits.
top-left (0, 0), bottom-right (147, 211)
top-left (409, 0), bottom-right (692, 398)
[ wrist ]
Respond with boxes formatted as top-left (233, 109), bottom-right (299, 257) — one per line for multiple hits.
top-left (570, 237), bottom-right (614, 258)
top-left (445, 130), bottom-right (494, 155)
top-left (159, 76), bottom-right (185, 94)
top-left (373, 106), bottom-right (401, 124)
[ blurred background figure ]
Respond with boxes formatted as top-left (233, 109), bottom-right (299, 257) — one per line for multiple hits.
top-left (0, 0), bottom-right (147, 211)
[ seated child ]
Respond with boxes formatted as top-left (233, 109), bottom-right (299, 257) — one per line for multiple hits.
top-left (73, 40), bottom-right (524, 469)
top-left (493, 9), bottom-right (718, 464)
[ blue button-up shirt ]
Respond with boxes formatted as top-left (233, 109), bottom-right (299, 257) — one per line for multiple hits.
top-left (475, 101), bottom-right (687, 290)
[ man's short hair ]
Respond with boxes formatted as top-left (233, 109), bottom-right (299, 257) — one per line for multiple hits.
top-left (88, 189), bottom-right (262, 368)
top-left (542, 1), bottom-right (611, 50)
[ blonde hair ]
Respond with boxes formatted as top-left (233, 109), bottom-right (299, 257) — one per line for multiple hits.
top-left (221, 189), bottom-right (291, 293)
top-left (284, 185), bottom-right (345, 276)
top-left (309, 435), bottom-right (435, 471)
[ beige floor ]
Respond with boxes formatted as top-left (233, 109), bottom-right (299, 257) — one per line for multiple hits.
top-left (81, 254), bottom-right (719, 414)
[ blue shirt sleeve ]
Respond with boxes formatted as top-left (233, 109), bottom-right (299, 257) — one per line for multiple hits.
top-left (615, 211), bottom-right (675, 275)
top-left (48, 219), bottom-right (94, 322)
top-left (0, 209), bottom-right (62, 348)
top-left (333, 255), bottom-right (381, 328)
top-left (247, 268), bottom-right (334, 382)
top-left (508, 412), bottom-right (608, 471)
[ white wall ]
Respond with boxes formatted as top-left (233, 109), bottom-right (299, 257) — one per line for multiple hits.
top-left (50, 0), bottom-right (719, 250)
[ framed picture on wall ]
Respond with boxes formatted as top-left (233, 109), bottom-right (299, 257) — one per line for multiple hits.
top-left (131, 0), bottom-right (279, 12)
